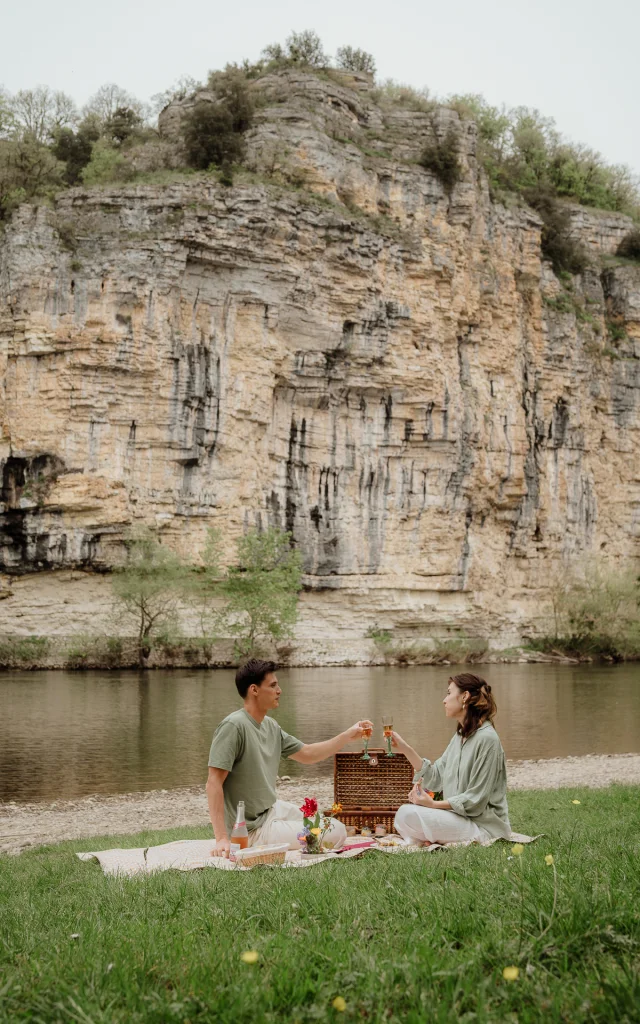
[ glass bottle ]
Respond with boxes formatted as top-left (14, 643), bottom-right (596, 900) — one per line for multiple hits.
top-left (230, 800), bottom-right (249, 849)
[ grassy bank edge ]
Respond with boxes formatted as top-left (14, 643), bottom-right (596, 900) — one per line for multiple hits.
top-left (0, 634), bottom-right (632, 671)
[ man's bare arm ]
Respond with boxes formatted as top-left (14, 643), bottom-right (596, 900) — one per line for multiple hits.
top-left (289, 720), bottom-right (373, 765)
top-left (206, 766), bottom-right (230, 857)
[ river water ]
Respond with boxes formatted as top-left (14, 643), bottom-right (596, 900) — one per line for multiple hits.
top-left (1, 664), bottom-right (638, 802)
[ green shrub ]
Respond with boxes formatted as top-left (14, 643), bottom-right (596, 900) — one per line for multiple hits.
top-left (606, 319), bottom-right (628, 343)
top-left (55, 218), bottom-right (77, 251)
top-left (366, 627), bottom-right (487, 665)
top-left (64, 634), bottom-right (96, 669)
top-left (446, 93), bottom-right (510, 194)
top-left (261, 29), bottom-right (329, 69)
top-left (335, 46), bottom-right (376, 76)
top-left (0, 635), bottom-right (50, 668)
top-left (419, 127), bottom-right (463, 191)
top-left (543, 292), bottom-right (574, 314)
top-left (533, 563), bottom-right (640, 660)
top-left (80, 139), bottom-right (134, 185)
top-left (371, 79), bottom-right (435, 113)
top-left (104, 636), bottom-right (124, 667)
top-left (0, 135), bottom-right (64, 218)
top-left (523, 185), bottom-right (588, 275)
top-left (449, 95), bottom-right (639, 216)
top-left (126, 138), bottom-right (179, 175)
top-left (183, 101), bottom-right (242, 172)
top-left (617, 228), bottom-right (640, 261)
top-left (365, 626), bottom-right (393, 648)
top-left (103, 105), bottom-right (143, 146)
top-left (183, 70), bottom-right (253, 173)
top-left (64, 634), bottom-right (127, 669)
top-left (51, 120), bottom-right (100, 185)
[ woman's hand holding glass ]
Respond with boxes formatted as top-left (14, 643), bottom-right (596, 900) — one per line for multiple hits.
top-left (390, 730), bottom-right (409, 753)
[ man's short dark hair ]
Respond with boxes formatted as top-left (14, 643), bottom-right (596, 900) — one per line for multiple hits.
top-left (235, 659), bottom-right (277, 698)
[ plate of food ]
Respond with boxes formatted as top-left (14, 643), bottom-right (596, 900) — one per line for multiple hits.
top-left (375, 835), bottom-right (404, 848)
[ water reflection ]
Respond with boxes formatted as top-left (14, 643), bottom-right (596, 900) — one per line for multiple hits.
top-left (0, 664), bottom-right (638, 802)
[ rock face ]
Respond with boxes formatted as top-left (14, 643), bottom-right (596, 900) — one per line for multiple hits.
top-left (0, 69), bottom-right (639, 661)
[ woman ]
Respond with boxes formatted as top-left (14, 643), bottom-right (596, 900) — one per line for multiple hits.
top-left (392, 673), bottom-right (511, 845)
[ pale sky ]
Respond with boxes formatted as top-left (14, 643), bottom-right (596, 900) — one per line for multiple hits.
top-left (4, 0), bottom-right (640, 173)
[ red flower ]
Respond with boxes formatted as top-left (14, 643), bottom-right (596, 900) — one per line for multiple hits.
top-left (300, 797), bottom-right (318, 818)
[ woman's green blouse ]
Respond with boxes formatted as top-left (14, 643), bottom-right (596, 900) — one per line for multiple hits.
top-left (413, 721), bottom-right (511, 838)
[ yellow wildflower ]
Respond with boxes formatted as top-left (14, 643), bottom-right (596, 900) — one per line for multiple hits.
top-left (511, 843), bottom-right (524, 856)
top-left (332, 996), bottom-right (347, 1012)
top-left (331, 803), bottom-right (343, 814)
top-left (502, 966), bottom-right (520, 982)
top-left (240, 951), bottom-right (259, 964)
top-left (572, 799), bottom-right (581, 805)
top-left (545, 854), bottom-right (554, 866)
top-left (310, 827), bottom-right (321, 836)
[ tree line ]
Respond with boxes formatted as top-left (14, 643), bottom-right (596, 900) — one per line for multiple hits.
top-left (111, 525), bottom-right (302, 667)
top-left (0, 31), bottom-right (376, 217)
top-left (1, 28), bottom-right (639, 271)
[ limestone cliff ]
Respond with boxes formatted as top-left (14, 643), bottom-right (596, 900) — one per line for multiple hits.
top-left (0, 69), bottom-right (638, 663)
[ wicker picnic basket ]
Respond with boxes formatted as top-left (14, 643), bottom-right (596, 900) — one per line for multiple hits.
top-left (327, 749), bottom-right (414, 831)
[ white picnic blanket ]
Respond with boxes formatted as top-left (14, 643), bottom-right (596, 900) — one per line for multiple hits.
top-left (77, 832), bottom-right (540, 878)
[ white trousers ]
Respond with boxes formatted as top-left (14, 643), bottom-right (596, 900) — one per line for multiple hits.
top-left (394, 804), bottom-right (489, 845)
top-left (248, 799), bottom-right (347, 851)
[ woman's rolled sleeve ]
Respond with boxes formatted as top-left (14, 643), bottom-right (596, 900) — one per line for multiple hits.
top-left (413, 755), bottom-right (445, 792)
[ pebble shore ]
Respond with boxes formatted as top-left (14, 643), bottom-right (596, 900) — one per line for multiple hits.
top-left (1, 753), bottom-right (638, 855)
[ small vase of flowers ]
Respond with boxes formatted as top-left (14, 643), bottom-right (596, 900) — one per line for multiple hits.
top-left (297, 798), bottom-right (342, 854)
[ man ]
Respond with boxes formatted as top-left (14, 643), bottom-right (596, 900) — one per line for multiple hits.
top-left (207, 658), bottom-right (372, 856)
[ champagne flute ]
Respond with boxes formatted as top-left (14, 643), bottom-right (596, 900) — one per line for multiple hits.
top-left (382, 716), bottom-right (394, 757)
top-left (361, 723), bottom-right (373, 761)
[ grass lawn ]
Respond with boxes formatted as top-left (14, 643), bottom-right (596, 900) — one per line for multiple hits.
top-left (1, 787), bottom-right (639, 1023)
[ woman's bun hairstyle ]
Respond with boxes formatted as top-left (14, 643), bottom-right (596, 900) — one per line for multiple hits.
top-left (450, 673), bottom-right (497, 739)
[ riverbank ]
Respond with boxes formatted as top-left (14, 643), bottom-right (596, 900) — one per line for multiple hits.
top-left (2, 753), bottom-right (639, 855)
top-left (0, 630), bottom-right (624, 670)
top-left (0, 640), bottom-right (589, 670)
top-left (0, 643), bottom-right (632, 670)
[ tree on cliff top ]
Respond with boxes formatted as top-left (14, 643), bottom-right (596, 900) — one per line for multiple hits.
top-left (183, 67), bottom-right (254, 177)
top-left (6, 86), bottom-right (78, 143)
top-left (447, 94), bottom-right (639, 215)
top-left (335, 46), bottom-right (376, 76)
top-left (82, 83), bottom-right (146, 127)
top-left (51, 120), bottom-right (100, 184)
top-left (112, 529), bottom-right (187, 667)
top-left (0, 136), bottom-right (64, 219)
top-left (262, 29), bottom-right (329, 69)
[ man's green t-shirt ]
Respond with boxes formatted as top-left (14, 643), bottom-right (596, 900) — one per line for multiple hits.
top-left (208, 708), bottom-right (304, 835)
